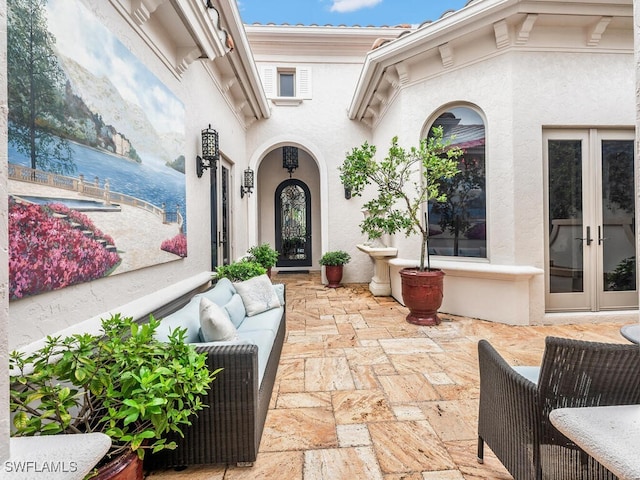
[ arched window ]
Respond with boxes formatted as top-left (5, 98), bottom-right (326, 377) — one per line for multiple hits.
top-left (426, 106), bottom-right (486, 258)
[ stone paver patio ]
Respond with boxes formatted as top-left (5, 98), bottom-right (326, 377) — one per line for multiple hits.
top-left (148, 272), bottom-right (633, 480)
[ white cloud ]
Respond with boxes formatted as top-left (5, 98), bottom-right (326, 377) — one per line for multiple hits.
top-left (329, 0), bottom-right (382, 13)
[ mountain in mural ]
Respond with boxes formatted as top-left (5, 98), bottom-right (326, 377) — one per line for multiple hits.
top-left (56, 53), bottom-right (180, 166)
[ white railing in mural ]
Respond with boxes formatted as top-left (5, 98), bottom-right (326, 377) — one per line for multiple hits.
top-left (8, 163), bottom-right (183, 227)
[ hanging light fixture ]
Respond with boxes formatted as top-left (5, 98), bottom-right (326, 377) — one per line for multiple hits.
top-left (196, 124), bottom-right (219, 178)
top-left (282, 146), bottom-right (299, 177)
top-left (240, 167), bottom-right (254, 198)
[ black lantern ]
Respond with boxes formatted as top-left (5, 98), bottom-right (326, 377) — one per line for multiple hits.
top-left (196, 124), bottom-right (219, 178)
top-left (240, 168), bottom-right (254, 198)
top-left (282, 146), bottom-right (298, 177)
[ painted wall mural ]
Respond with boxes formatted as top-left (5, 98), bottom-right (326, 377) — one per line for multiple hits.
top-left (7, 0), bottom-right (187, 300)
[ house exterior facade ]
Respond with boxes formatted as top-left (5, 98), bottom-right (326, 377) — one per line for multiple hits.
top-left (0, 0), bottom-right (638, 460)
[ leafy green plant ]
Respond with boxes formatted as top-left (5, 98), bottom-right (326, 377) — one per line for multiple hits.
top-left (247, 243), bottom-right (279, 269)
top-left (9, 313), bottom-right (218, 465)
top-left (319, 250), bottom-right (351, 266)
top-left (339, 126), bottom-right (462, 271)
top-left (216, 260), bottom-right (266, 282)
top-left (605, 256), bottom-right (636, 291)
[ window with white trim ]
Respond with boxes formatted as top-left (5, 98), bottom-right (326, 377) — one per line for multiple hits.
top-left (426, 106), bottom-right (487, 258)
top-left (259, 65), bottom-right (312, 102)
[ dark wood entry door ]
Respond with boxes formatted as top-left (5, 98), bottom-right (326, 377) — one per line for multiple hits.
top-left (275, 179), bottom-right (311, 267)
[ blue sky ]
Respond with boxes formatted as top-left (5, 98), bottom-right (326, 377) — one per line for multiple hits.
top-left (237, 0), bottom-right (470, 27)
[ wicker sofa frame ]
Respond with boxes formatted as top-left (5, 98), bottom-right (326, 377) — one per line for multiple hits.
top-left (145, 281), bottom-right (286, 468)
top-left (477, 336), bottom-right (640, 480)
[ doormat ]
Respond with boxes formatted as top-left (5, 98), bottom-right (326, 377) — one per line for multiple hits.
top-left (277, 270), bottom-right (310, 274)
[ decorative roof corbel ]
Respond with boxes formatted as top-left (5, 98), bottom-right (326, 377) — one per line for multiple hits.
top-left (131, 0), bottom-right (165, 26)
top-left (516, 14), bottom-right (538, 45)
top-left (587, 17), bottom-right (612, 47)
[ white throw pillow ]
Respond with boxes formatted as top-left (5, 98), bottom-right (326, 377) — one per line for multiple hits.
top-left (233, 274), bottom-right (281, 316)
top-left (199, 297), bottom-right (238, 342)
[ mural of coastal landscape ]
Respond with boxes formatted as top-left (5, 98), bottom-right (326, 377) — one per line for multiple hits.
top-left (7, 0), bottom-right (187, 299)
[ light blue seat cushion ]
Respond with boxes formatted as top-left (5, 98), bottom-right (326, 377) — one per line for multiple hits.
top-left (237, 306), bottom-right (284, 336)
top-left (154, 295), bottom-right (201, 343)
top-left (237, 329), bottom-right (276, 385)
top-left (155, 278), bottom-right (237, 343)
top-left (273, 283), bottom-right (285, 305)
top-left (513, 366), bottom-right (540, 385)
top-left (202, 277), bottom-right (236, 305)
top-left (224, 294), bottom-right (247, 329)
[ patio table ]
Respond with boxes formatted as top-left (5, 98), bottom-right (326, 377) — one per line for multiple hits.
top-left (620, 323), bottom-right (640, 344)
top-left (549, 404), bottom-right (640, 480)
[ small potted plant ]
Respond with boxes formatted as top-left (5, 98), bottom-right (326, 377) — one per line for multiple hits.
top-left (319, 250), bottom-right (351, 288)
top-left (9, 313), bottom-right (218, 479)
top-left (247, 243), bottom-right (279, 278)
top-left (216, 259), bottom-right (266, 282)
top-left (339, 126), bottom-right (462, 325)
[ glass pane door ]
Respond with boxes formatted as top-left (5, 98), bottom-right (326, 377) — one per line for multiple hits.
top-left (275, 179), bottom-right (312, 267)
top-left (545, 129), bottom-right (637, 312)
top-left (599, 134), bottom-right (636, 308)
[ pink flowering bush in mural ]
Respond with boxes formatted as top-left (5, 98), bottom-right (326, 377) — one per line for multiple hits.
top-left (9, 198), bottom-right (121, 299)
top-left (161, 233), bottom-right (187, 258)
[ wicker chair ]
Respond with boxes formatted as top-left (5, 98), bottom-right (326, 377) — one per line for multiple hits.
top-left (477, 336), bottom-right (640, 480)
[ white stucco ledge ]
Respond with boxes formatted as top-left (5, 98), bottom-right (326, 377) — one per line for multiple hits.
top-left (388, 258), bottom-right (544, 325)
top-left (20, 272), bottom-right (214, 355)
top-left (6, 433), bottom-right (111, 479)
top-left (550, 405), bottom-right (640, 480)
top-left (357, 244), bottom-right (398, 296)
top-left (388, 258), bottom-right (543, 280)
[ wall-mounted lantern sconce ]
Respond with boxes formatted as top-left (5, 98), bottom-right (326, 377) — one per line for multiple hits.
top-left (240, 168), bottom-right (254, 198)
top-left (344, 186), bottom-right (352, 199)
top-left (282, 146), bottom-right (299, 178)
top-left (196, 124), bottom-right (219, 178)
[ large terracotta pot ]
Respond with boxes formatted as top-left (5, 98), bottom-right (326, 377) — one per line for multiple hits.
top-left (324, 265), bottom-right (344, 288)
top-left (93, 451), bottom-right (143, 480)
top-left (399, 268), bottom-right (445, 326)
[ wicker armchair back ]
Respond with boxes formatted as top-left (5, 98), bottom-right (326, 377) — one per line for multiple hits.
top-left (477, 336), bottom-right (640, 480)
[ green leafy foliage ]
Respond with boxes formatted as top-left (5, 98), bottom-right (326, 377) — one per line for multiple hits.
top-left (339, 126), bottom-right (463, 271)
top-left (9, 313), bottom-right (219, 463)
top-left (247, 243), bottom-right (279, 269)
top-left (216, 260), bottom-right (266, 282)
top-left (319, 250), bottom-right (351, 266)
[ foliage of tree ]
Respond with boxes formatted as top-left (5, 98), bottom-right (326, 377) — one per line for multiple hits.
top-left (7, 0), bottom-right (75, 174)
top-left (340, 127), bottom-right (463, 271)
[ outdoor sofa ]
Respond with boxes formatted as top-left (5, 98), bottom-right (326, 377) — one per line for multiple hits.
top-left (477, 336), bottom-right (640, 480)
top-left (145, 275), bottom-right (286, 468)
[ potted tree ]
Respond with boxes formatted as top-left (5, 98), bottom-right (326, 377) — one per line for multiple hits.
top-left (319, 250), bottom-right (351, 288)
top-left (247, 243), bottom-right (279, 278)
top-left (10, 313), bottom-right (218, 479)
top-left (339, 126), bottom-right (462, 325)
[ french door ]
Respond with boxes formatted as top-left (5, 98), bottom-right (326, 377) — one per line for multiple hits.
top-left (544, 129), bottom-right (637, 312)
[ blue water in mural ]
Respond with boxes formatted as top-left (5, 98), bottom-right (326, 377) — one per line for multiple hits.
top-left (8, 140), bottom-right (186, 224)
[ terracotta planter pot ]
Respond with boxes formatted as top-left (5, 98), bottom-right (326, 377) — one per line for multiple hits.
top-left (324, 265), bottom-right (344, 288)
top-left (93, 451), bottom-right (143, 480)
top-left (399, 268), bottom-right (445, 326)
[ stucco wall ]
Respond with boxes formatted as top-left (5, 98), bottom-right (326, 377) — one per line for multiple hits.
top-left (7, 1), bottom-right (246, 349)
top-left (371, 46), bottom-right (634, 324)
top-left (247, 60), bottom-right (374, 283)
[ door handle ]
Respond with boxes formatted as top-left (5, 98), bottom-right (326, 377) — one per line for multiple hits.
top-left (218, 231), bottom-right (226, 247)
top-left (576, 226), bottom-right (593, 245)
top-left (598, 226), bottom-right (606, 245)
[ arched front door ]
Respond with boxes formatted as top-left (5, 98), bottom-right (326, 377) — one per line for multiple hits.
top-left (275, 179), bottom-right (312, 267)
